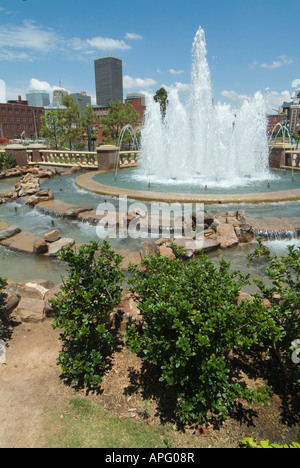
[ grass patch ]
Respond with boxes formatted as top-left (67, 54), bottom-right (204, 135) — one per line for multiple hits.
top-left (41, 398), bottom-right (199, 449)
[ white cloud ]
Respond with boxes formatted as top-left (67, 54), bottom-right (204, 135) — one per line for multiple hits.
top-left (221, 89), bottom-right (292, 114)
top-left (251, 55), bottom-right (295, 70)
top-left (169, 69), bottom-right (184, 75)
top-left (125, 33), bottom-right (143, 40)
top-left (221, 90), bottom-right (251, 103)
top-left (0, 20), bottom-right (60, 62)
top-left (0, 20), bottom-right (58, 53)
top-left (0, 19), bottom-right (133, 62)
top-left (86, 36), bottom-right (131, 51)
top-left (28, 78), bottom-right (68, 95)
top-left (123, 75), bottom-right (158, 89)
top-left (263, 90), bottom-right (291, 113)
top-left (174, 82), bottom-right (190, 92)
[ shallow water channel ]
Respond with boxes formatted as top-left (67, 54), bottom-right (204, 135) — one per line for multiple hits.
top-left (0, 170), bottom-right (299, 287)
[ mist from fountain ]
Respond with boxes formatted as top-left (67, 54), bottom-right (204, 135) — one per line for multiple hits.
top-left (137, 27), bottom-right (270, 189)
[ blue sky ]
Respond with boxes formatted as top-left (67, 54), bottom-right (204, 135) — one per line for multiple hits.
top-left (0, 0), bottom-right (299, 112)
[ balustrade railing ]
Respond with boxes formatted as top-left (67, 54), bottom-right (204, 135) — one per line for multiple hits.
top-left (118, 150), bottom-right (140, 167)
top-left (27, 149), bottom-right (98, 168)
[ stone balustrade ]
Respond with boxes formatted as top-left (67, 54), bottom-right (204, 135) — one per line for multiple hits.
top-left (3, 144), bottom-right (141, 170)
top-left (27, 149), bottom-right (98, 168)
top-left (119, 150), bottom-right (140, 167)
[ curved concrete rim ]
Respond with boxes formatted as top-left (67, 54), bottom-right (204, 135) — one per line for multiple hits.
top-left (75, 170), bottom-right (300, 205)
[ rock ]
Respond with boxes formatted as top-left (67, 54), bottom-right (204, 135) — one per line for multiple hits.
top-left (46, 238), bottom-right (75, 256)
top-left (115, 249), bottom-right (142, 271)
top-left (226, 217), bottom-right (241, 227)
top-left (0, 225), bottom-right (21, 241)
top-left (236, 209), bottom-right (247, 223)
top-left (140, 241), bottom-right (159, 258)
top-left (237, 292), bottom-right (254, 305)
top-left (203, 212), bottom-right (214, 226)
top-left (0, 190), bottom-right (15, 199)
top-left (44, 283), bottom-right (63, 317)
top-left (201, 238), bottom-right (221, 252)
top-left (33, 238), bottom-right (48, 254)
top-left (155, 238), bottom-right (172, 246)
top-left (26, 195), bottom-right (41, 206)
top-left (64, 206), bottom-right (94, 218)
top-left (216, 224), bottom-right (239, 249)
top-left (43, 229), bottom-right (61, 243)
top-left (9, 280), bottom-right (54, 300)
top-left (0, 290), bottom-right (20, 319)
top-left (159, 245), bottom-right (176, 259)
top-left (10, 279), bottom-right (54, 323)
top-left (238, 224), bottom-right (254, 243)
top-left (16, 297), bottom-right (46, 323)
top-left (0, 222), bottom-right (9, 231)
top-left (0, 231), bottom-right (47, 254)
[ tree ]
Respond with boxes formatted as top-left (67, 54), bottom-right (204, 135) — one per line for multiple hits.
top-left (59, 95), bottom-right (82, 150)
top-left (51, 241), bottom-right (124, 389)
top-left (40, 109), bottom-right (62, 150)
top-left (82, 105), bottom-right (97, 152)
top-left (100, 100), bottom-right (139, 145)
top-left (154, 87), bottom-right (168, 119)
top-left (126, 252), bottom-right (271, 426)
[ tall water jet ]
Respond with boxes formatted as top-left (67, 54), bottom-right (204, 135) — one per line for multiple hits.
top-left (138, 27), bottom-right (270, 188)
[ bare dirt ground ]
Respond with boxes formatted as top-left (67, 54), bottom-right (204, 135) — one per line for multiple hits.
top-left (0, 314), bottom-right (299, 448)
top-left (0, 316), bottom-right (74, 448)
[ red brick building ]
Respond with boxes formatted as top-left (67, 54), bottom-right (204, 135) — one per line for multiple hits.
top-left (125, 93), bottom-right (146, 123)
top-left (0, 96), bottom-right (45, 140)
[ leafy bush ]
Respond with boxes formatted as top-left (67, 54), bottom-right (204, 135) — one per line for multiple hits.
top-left (51, 241), bottom-right (124, 389)
top-left (126, 252), bottom-right (272, 426)
top-left (241, 437), bottom-right (300, 448)
top-left (0, 153), bottom-right (16, 170)
top-left (248, 241), bottom-right (300, 391)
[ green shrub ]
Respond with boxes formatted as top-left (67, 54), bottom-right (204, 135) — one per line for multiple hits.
top-left (248, 241), bottom-right (300, 391)
top-left (0, 153), bottom-right (16, 170)
top-left (126, 252), bottom-right (272, 426)
top-left (51, 241), bottom-right (124, 389)
top-left (241, 437), bottom-right (300, 448)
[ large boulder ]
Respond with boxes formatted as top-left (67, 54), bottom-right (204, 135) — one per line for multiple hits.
top-left (140, 241), bottom-right (158, 259)
top-left (0, 290), bottom-right (20, 320)
top-left (0, 225), bottom-right (21, 241)
top-left (9, 280), bottom-right (55, 323)
top-left (0, 231), bottom-right (48, 254)
top-left (46, 238), bottom-right (75, 257)
top-left (43, 229), bottom-right (61, 243)
top-left (216, 224), bottom-right (239, 249)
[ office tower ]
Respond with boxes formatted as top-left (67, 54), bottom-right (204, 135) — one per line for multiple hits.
top-left (70, 91), bottom-right (92, 115)
top-left (26, 90), bottom-right (50, 107)
top-left (53, 86), bottom-right (68, 106)
top-left (94, 56), bottom-right (123, 107)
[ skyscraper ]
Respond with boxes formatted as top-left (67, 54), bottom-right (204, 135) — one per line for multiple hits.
top-left (94, 56), bottom-right (123, 107)
top-left (70, 91), bottom-right (92, 115)
top-left (26, 90), bottom-right (50, 107)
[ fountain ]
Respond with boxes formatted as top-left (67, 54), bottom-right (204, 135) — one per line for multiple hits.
top-left (137, 26), bottom-right (270, 189)
top-left (82, 25), bottom-right (300, 204)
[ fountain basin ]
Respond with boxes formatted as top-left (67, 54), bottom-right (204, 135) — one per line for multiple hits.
top-left (75, 169), bottom-right (300, 205)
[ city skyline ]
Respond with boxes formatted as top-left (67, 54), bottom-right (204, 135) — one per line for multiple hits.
top-left (0, 0), bottom-right (299, 113)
